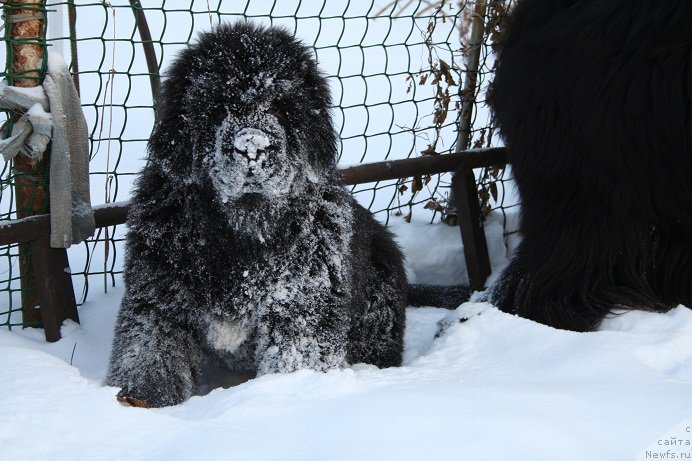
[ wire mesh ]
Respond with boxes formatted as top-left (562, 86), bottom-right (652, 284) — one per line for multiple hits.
top-left (0, 0), bottom-right (517, 327)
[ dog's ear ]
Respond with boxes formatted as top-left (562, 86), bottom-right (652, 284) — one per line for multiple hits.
top-left (147, 108), bottom-right (194, 178)
top-left (145, 47), bottom-right (198, 177)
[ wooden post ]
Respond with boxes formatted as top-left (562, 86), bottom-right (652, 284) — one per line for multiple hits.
top-left (452, 166), bottom-right (491, 291)
top-left (6, 0), bottom-right (48, 326)
top-left (5, 1), bottom-right (79, 340)
top-left (28, 234), bottom-right (78, 342)
top-left (446, 1), bottom-right (489, 223)
top-left (449, 1), bottom-right (492, 290)
top-left (7, 0), bottom-right (45, 87)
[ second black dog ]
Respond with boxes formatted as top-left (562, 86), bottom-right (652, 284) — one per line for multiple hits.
top-left (489, 0), bottom-right (692, 331)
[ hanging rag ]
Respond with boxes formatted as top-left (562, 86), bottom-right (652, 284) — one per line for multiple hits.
top-left (0, 52), bottom-right (95, 248)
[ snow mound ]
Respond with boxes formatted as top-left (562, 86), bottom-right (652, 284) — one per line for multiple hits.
top-left (2, 283), bottom-right (692, 460)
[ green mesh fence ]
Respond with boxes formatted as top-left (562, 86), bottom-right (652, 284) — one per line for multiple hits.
top-left (0, 0), bottom-right (517, 328)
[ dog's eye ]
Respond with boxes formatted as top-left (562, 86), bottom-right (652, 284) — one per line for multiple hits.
top-left (212, 109), bottom-right (227, 124)
top-left (269, 105), bottom-right (281, 117)
top-left (269, 103), bottom-right (287, 123)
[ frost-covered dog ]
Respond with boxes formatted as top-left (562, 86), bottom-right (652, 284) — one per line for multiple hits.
top-left (106, 22), bottom-right (407, 408)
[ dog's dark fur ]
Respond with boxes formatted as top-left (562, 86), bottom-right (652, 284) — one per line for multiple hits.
top-left (489, 0), bottom-right (692, 331)
top-left (106, 23), bottom-right (407, 407)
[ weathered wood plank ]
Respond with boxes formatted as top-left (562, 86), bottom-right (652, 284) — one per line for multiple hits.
top-left (452, 166), bottom-right (492, 291)
top-left (28, 234), bottom-right (78, 342)
top-left (340, 148), bottom-right (506, 185)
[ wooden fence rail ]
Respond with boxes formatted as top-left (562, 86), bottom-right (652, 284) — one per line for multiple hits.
top-left (0, 147), bottom-right (508, 341)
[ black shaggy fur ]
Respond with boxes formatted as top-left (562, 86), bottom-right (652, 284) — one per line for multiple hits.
top-left (106, 22), bottom-right (407, 407)
top-left (489, 0), bottom-right (692, 331)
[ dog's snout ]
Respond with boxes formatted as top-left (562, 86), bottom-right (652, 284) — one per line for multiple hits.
top-left (233, 128), bottom-right (271, 160)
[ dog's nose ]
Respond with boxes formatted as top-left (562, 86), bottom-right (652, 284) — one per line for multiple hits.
top-left (233, 128), bottom-right (270, 160)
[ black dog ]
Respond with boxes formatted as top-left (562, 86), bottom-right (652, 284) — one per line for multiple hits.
top-left (106, 23), bottom-right (407, 407)
top-left (489, 0), bottom-right (692, 331)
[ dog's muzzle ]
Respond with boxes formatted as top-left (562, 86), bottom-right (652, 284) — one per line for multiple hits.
top-left (233, 128), bottom-right (270, 159)
top-left (232, 127), bottom-right (276, 175)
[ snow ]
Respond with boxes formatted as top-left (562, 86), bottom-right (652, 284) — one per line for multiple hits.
top-left (2, 216), bottom-right (692, 460)
top-left (232, 128), bottom-right (271, 160)
top-left (392, 212), bottom-right (509, 287)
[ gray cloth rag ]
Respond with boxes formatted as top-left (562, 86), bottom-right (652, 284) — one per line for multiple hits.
top-left (0, 52), bottom-right (95, 248)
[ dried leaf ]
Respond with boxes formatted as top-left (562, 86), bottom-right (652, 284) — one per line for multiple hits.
top-left (438, 59), bottom-right (457, 86)
top-left (424, 200), bottom-right (445, 213)
top-left (478, 188), bottom-right (490, 204)
top-left (490, 182), bottom-right (498, 202)
top-left (472, 128), bottom-right (487, 149)
top-left (420, 144), bottom-right (437, 156)
top-left (412, 175), bottom-right (423, 193)
top-left (433, 107), bottom-right (448, 125)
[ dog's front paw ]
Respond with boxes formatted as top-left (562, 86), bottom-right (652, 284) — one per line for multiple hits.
top-left (116, 393), bottom-right (150, 408)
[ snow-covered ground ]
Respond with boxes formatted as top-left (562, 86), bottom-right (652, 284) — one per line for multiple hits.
top-left (2, 214), bottom-right (692, 461)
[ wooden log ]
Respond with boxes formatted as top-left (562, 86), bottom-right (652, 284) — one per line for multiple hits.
top-left (6, 0), bottom-right (49, 325)
top-left (8, 0), bottom-right (45, 87)
top-left (0, 213), bottom-right (49, 246)
top-left (93, 202), bottom-right (130, 228)
top-left (0, 202), bottom-right (129, 245)
top-left (28, 234), bottom-right (78, 342)
top-left (340, 148), bottom-right (506, 185)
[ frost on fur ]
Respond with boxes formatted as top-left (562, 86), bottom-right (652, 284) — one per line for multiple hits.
top-left (105, 22), bottom-right (407, 408)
